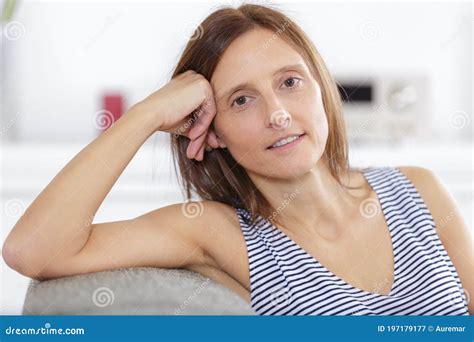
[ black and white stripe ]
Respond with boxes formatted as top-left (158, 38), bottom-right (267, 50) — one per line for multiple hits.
top-left (235, 166), bottom-right (469, 316)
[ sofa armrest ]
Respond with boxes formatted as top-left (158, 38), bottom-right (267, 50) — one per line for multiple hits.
top-left (22, 267), bottom-right (255, 315)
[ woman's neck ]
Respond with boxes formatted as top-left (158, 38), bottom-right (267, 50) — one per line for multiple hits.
top-left (249, 159), bottom-right (369, 241)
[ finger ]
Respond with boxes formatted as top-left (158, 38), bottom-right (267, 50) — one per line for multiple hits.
top-left (196, 143), bottom-right (205, 161)
top-left (188, 90), bottom-right (217, 140)
top-left (186, 138), bottom-right (201, 159)
top-left (186, 130), bottom-right (207, 159)
top-left (176, 118), bottom-right (193, 138)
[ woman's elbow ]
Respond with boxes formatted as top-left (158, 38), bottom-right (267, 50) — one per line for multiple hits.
top-left (2, 240), bottom-right (48, 281)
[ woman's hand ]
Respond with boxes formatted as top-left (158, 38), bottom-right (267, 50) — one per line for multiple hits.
top-left (132, 70), bottom-right (220, 161)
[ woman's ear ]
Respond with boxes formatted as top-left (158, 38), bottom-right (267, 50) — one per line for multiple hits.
top-left (218, 139), bottom-right (227, 149)
top-left (210, 123), bottom-right (227, 149)
top-left (215, 133), bottom-right (227, 148)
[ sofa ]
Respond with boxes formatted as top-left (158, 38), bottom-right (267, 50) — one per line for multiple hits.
top-left (22, 267), bottom-right (256, 315)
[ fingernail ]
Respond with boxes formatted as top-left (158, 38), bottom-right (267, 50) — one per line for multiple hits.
top-left (205, 147), bottom-right (212, 152)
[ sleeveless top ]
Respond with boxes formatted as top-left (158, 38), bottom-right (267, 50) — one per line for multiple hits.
top-left (235, 166), bottom-right (469, 315)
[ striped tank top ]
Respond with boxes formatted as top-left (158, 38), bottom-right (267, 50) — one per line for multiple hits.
top-left (235, 166), bottom-right (469, 315)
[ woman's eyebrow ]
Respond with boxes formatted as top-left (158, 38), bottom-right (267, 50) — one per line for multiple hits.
top-left (219, 63), bottom-right (306, 102)
top-left (271, 63), bottom-right (306, 76)
top-left (220, 81), bottom-right (253, 103)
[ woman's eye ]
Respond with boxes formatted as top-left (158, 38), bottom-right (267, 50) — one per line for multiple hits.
top-left (283, 77), bottom-right (301, 88)
top-left (231, 78), bottom-right (301, 108)
top-left (231, 95), bottom-right (249, 107)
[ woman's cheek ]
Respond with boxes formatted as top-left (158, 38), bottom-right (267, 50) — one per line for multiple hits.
top-left (314, 110), bottom-right (329, 148)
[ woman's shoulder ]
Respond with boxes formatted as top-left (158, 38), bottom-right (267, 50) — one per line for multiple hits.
top-left (171, 199), bottom-right (242, 250)
top-left (199, 200), bottom-right (242, 227)
top-left (367, 165), bottom-right (457, 240)
top-left (392, 165), bottom-right (444, 213)
top-left (167, 200), bottom-right (241, 234)
top-left (175, 200), bottom-right (251, 290)
top-left (393, 165), bottom-right (433, 180)
top-left (392, 165), bottom-right (447, 205)
top-left (394, 165), bottom-right (473, 314)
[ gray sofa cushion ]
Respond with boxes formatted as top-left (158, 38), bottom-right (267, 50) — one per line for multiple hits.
top-left (22, 267), bottom-right (256, 315)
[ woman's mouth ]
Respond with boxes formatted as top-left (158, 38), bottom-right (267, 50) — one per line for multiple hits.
top-left (266, 133), bottom-right (305, 152)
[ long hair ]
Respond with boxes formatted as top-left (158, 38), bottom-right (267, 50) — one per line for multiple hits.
top-left (169, 3), bottom-right (356, 226)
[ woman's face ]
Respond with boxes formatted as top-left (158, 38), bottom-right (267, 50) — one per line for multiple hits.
top-left (210, 28), bottom-right (329, 179)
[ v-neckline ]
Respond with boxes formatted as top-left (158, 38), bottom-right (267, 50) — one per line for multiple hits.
top-left (262, 166), bottom-right (398, 298)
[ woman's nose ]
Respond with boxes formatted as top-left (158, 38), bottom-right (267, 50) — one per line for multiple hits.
top-left (267, 108), bottom-right (292, 130)
top-left (263, 92), bottom-right (292, 130)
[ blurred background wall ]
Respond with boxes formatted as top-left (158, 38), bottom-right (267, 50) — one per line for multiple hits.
top-left (1, 0), bottom-right (472, 314)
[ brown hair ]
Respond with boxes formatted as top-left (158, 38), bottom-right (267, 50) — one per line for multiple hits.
top-left (169, 3), bottom-right (357, 226)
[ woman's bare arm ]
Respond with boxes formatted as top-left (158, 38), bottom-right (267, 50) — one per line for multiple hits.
top-left (2, 70), bottom-right (220, 280)
top-left (17, 200), bottom-right (228, 281)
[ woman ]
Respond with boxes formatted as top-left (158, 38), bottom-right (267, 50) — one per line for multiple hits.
top-left (3, 4), bottom-right (472, 316)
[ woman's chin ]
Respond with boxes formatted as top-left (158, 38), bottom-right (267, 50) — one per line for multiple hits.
top-left (265, 160), bottom-right (317, 180)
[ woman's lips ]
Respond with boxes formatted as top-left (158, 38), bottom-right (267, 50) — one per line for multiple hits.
top-left (266, 133), bottom-right (305, 152)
